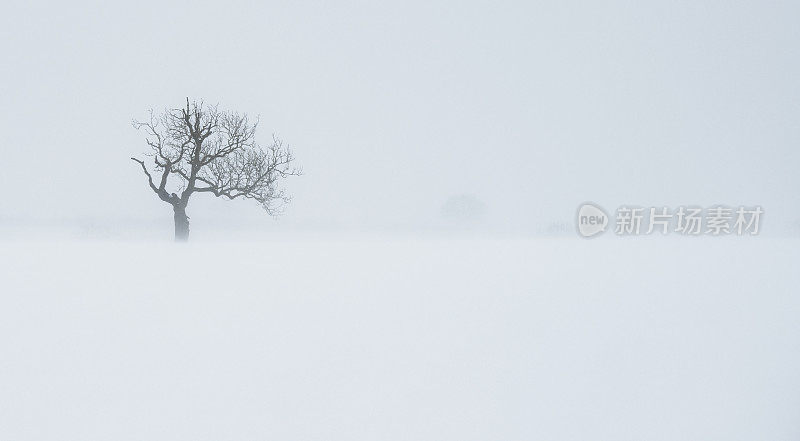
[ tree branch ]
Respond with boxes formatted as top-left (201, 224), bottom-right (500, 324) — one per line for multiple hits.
top-left (132, 99), bottom-right (299, 214)
top-left (131, 157), bottom-right (176, 205)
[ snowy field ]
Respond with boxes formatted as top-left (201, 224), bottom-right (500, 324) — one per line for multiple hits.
top-left (1, 235), bottom-right (799, 441)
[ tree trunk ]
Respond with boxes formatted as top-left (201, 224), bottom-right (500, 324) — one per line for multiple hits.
top-left (173, 204), bottom-right (189, 242)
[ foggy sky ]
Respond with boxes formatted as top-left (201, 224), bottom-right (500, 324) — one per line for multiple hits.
top-left (2, 0), bottom-right (799, 233)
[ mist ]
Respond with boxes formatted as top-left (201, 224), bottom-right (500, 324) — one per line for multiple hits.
top-left (2, 0), bottom-right (798, 236)
top-left (1, 1), bottom-right (800, 440)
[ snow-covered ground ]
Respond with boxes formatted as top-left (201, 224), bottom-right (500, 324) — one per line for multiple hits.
top-left (1, 235), bottom-right (798, 440)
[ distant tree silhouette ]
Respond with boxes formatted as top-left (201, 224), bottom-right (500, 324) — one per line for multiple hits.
top-left (441, 194), bottom-right (486, 222)
top-left (132, 99), bottom-right (301, 241)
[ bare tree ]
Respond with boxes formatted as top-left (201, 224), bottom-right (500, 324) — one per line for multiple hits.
top-left (131, 99), bottom-right (301, 241)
